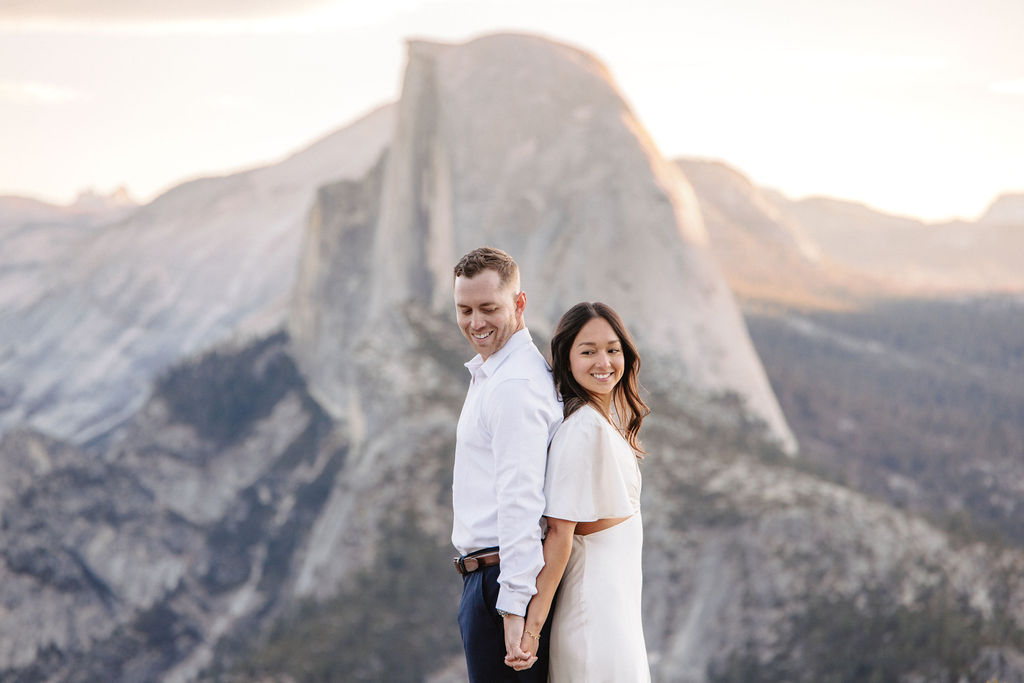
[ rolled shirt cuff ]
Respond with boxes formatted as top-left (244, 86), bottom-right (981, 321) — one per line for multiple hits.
top-left (495, 588), bottom-right (530, 617)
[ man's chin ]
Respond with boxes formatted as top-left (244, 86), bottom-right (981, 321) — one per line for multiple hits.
top-left (467, 333), bottom-right (494, 350)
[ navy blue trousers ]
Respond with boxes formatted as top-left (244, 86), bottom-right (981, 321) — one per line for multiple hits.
top-left (458, 565), bottom-right (551, 682)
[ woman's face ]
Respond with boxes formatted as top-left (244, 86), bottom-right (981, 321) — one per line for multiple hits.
top-left (569, 316), bottom-right (624, 401)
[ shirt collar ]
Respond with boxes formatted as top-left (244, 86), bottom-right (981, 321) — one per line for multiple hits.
top-left (465, 328), bottom-right (533, 381)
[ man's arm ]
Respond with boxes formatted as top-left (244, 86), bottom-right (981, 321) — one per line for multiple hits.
top-left (488, 378), bottom-right (552, 617)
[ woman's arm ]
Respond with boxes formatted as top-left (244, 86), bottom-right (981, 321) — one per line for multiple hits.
top-left (508, 516), bottom-right (576, 668)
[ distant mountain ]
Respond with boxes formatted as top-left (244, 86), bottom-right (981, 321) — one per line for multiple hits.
top-left (66, 186), bottom-right (138, 213)
top-left (775, 194), bottom-right (1024, 294)
top-left (0, 187), bottom-right (136, 229)
top-left (0, 190), bottom-right (139, 311)
top-left (676, 160), bottom-right (1024, 305)
top-left (675, 159), bottom-right (885, 310)
top-left (0, 196), bottom-right (76, 235)
top-left (0, 104), bottom-right (394, 443)
top-left (980, 192), bottom-right (1024, 225)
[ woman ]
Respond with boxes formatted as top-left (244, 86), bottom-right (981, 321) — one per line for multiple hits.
top-left (509, 301), bottom-right (651, 681)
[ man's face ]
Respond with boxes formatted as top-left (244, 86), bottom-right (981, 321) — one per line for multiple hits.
top-left (454, 269), bottom-right (525, 360)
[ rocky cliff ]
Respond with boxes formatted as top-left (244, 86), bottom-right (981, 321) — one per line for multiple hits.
top-left (0, 333), bottom-right (343, 681)
top-left (290, 34), bottom-right (795, 455)
top-left (5, 325), bottom-right (1024, 682)
top-left (0, 105), bottom-right (394, 444)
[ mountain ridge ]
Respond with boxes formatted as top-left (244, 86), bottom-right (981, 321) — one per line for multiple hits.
top-left (0, 104), bottom-right (395, 444)
top-left (677, 158), bottom-right (1024, 305)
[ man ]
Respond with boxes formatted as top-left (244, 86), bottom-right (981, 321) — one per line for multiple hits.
top-left (451, 247), bottom-right (562, 681)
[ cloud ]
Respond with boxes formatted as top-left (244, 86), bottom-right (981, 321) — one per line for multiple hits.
top-left (0, 0), bottom-right (336, 23)
top-left (990, 79), bottom-right (1024, 95)
top-left (0, 81), bottom-right (85, 104)
top-left (0, 0), bottom-right (429, 34)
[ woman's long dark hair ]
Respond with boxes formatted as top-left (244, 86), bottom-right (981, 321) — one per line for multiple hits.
top-left (550, 302), bottom-right (650, 453)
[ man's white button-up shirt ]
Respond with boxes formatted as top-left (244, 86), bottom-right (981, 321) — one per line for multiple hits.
top-left (453, 328), bottom-right (563, 616)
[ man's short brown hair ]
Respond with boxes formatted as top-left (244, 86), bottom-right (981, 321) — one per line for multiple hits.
top-left (453, 247), bottom-right (520, 290)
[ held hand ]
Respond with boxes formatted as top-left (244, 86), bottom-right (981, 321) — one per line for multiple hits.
top-left (502, 615), bottom-right (538, 670)
top-left (512, 625), bottom-right (542, 670)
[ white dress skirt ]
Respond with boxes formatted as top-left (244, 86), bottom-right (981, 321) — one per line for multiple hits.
top-left (543, 404), bottom-right (650, 682)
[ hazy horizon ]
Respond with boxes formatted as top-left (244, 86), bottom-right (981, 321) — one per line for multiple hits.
top-left (2, 0), bottom-right (1023, 222)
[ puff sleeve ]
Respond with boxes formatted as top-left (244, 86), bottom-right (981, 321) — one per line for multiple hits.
top-left (543, 407), bottom-right (638, 522)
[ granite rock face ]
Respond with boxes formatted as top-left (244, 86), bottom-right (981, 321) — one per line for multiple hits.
top-left (0, 333), bottom-right (345, 682)
top-left (291, 34), bottom-right (795, 455)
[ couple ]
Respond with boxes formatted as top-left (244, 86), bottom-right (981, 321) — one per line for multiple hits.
top-left (452, 247), bottom-right (651, 682)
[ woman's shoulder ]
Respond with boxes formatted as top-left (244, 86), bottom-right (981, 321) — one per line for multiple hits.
top-left (556, 403), bottom-right (606, 432)
top-left (552, 403), bottom-right (615, 448)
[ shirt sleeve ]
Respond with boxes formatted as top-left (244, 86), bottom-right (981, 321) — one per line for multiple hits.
top-left (543, 409), bottom-right (635, 522)
top-left (485, 378), bottom-right (557, 616)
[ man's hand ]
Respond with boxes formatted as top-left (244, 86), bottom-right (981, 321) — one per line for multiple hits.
top-left (502, 614), bottom-right (538, 670)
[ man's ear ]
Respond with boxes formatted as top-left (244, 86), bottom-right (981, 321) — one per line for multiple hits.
top-left (515, 291), bottom-right (527, 315)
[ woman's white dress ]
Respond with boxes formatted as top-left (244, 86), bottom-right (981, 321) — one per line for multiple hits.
top-left (543, 404), bottom-right (650, 682)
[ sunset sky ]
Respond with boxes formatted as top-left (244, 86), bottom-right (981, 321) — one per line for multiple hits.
top-left (2, 0), bottom-right (1022, 222)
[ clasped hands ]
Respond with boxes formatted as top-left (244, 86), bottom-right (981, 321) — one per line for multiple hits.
top-left (502, 614), bottom-right (540, 671)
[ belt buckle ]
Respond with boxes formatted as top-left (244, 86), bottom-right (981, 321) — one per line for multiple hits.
top-left (454, 554), bottom-right (483, 575)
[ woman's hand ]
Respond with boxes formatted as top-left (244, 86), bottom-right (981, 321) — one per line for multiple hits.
top-left (502, 614), bottom-right (536, 670)
top-left (505, 626), bottom-right (540, 671)
top-left (505, 627), bottom-right (540, 671)
top-left (504, 626), bottom-right (539, 671)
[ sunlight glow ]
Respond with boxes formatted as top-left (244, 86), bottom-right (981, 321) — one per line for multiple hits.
top-left (0, 0), bottom-right (1021, 221)
top-left (990, 79), bottom-right (1024, 95)
top-left (0, 80), bottom-right (84, 104)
